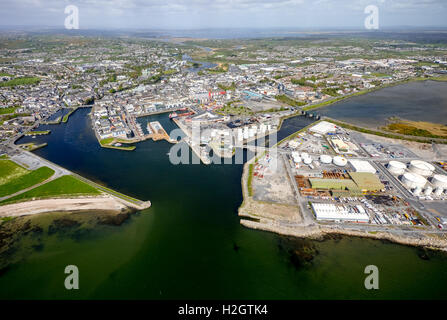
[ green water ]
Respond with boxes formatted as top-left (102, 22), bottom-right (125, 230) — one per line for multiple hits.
top-left (1, 108), bottom-right (447, 299)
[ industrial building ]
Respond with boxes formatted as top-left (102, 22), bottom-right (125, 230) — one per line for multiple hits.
top-left (349, 159), bottom-right (377, 174)
top-left (348, 172), bottom-right (385, 192)
top-left (308, 172), bottom-right (384, 195)
top-left (311, 203), bottom-right (369, 223)
top-left (309, 121), bottom-right (337, 135)
top-left (331, 138), bottom-right (350, 153)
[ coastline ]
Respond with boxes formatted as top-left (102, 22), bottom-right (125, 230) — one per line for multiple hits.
top-left (0, 196), bottom-right (132, 218)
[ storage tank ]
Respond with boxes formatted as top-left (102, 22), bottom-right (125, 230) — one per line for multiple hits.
top-left (292, 152), bottom-right (302, 164)
top-left (388, 160), bottom-right (407, 176)
top-left (431, 174), bottom-right (447, 189)
top-left (333, 156), bottom-right (347, 167)
top-left (303, 157), bottom-right (312, 165)
top-left (413, 187), bottom-right (422, 196)
top-left (423, 186), bottom-right (433, 196)
top-left (408, 160), bottom-right (435, 177)
top-left (434, 188), bottom-right (444, 196)
top-left (320, 155), bottom-right (332, 164)
top-left (402, 172), bottom-right (427, 189)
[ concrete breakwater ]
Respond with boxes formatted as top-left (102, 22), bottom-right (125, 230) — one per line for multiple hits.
top-left (240, 219), bottom-right (447, 252)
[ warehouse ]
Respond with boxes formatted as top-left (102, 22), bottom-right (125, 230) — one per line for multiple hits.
top-left (309, 121), bottom-right (336, 135)
top-left (348, 172), bottom-right (385, 192)
top-left (311, 203), bottom-right (370, 223)
top-left (349, 160), bottom-right (376, 174)
top-left (331, 138), bottom-right (350, 153)
top-left (309, 178), bottom-right (359, 191)
top-left (309, 172), bottom-right (384, 193)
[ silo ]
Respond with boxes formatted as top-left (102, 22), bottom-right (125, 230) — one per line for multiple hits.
top-left (408, 160), bottom-right (435, 177)
top-left (388, 161), bottom-right (407, 176)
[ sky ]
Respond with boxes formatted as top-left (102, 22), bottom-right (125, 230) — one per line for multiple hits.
top-left (1, 0), bottom-right (447, 30)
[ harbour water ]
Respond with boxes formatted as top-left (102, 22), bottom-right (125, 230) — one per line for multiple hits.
top-left (1, 85), bottom-right (447, 299)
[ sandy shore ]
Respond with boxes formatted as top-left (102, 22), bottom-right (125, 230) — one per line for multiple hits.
top-left (0, 196), bottom-right (129, 218)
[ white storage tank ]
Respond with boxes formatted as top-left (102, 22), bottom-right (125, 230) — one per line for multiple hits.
top-left (320, 155), bottom-right (332, 164)
top-left (408, 160), bottom-right (435, 177)
top-left (333, 156), bottom-right (347, 167)
top-left (432, 174), bottom-right (447, 189)
top-left (387, 160), bottom-right (407, 176)
top-left (434, 188), bottom-right (444, 196)
top-left (424, 186), bottom-right (433, 196)
top-left (303, 157), bottom-right (312, 165)
top-left (413, 187), bottom-right (422, 196)
top-left (401, 172), bottom-right (427, 189)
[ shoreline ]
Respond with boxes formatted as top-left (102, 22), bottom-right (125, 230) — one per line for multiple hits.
top-left (0, 196), bottom-right (133, 218)
top-left (239, 218), bottom-right (447, 252)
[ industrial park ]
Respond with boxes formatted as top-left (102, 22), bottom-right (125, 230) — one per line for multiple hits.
top-left (239, 119), bottom-right (447, 249)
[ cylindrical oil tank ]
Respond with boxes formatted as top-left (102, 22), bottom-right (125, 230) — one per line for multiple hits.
top-left (401, 172), bottom-right (427, 189)
top-left (424, 186), bottom-right (433, 196)
top-left (434, 188), bottom-right (444, 196)
top-left (388, 160), bottom-right (406, 176)
top-left (320, 155), bottom-right (332, 164)
top-left (432, 174), bottom-right (447, 189)
top-left (413, 186), bottom-right (422, 196)
top-left (333, 156), bottom-right (347, 167)
top-left (408, 160), bottom-right (435, 177)
top-left (303, 157), bottom-right (312, 165)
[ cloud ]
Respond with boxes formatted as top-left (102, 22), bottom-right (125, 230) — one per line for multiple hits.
top-left (0, 0), bottom-right (446, 28)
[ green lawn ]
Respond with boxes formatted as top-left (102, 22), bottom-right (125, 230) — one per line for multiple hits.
top-left (0, 106), bottom-right (18, 115)
top-left (1, 175), bottom-right (102, 205)
top-left (0, 77), bottom-right (40, 87)
top-left (0, 166), bottom-right (55, 197)
top-left (100, 138), bottom-right (114, 145)
top-left (0, 160), bottom-right (28, 185)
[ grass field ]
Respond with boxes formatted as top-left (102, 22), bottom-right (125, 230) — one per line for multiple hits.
top-left (0, 160), bottom-right (28, 185)
top-left (383, 120), bottom-right (447, 138)
top-left (0, 175), bottom-right (102, 205)
top-left (0, 77), bottom-right (40, 87)
top-left (0, 106), bottom-right (18, 115)
top-left (0, 166), bottom-right (55, 197)
top-left (99, 138), bottom-right (136, 151)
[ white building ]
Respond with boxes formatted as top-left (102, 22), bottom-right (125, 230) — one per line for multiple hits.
top-left (311, 203), bottom-right (369, 223)
top-left (309, 121), bottom-right (337, 135)
top-left (349, 160), bottom-right (377, 174)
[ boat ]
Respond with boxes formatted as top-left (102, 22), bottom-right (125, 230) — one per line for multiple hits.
top-left (169, 112), bottom-right (178, 119)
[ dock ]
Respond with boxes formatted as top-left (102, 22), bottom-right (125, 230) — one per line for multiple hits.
top-left (146, 121), bottom-right (177, 143)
